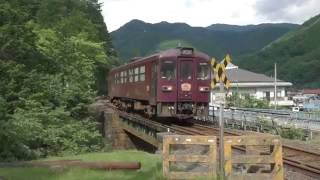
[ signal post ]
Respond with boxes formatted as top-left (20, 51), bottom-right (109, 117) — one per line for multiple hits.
top-left (211, 54), bottom-right (231, 178)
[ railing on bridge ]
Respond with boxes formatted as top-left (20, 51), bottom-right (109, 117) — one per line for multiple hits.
top-left (205, 106), bottom-right (320, 132)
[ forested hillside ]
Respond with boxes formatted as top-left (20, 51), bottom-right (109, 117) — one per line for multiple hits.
top-left (236, 14), bottom-right (320, 88)
top-left (0, 0), bottom-right (117, 161)
top-left (111, 20), bottom-right (298, 62)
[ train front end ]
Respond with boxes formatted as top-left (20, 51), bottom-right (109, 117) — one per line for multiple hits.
top-left (157, 48), bottom-right (211, 118)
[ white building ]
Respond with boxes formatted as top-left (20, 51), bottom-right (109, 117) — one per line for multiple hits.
top-left (211, 64), bottom-right (294, 106)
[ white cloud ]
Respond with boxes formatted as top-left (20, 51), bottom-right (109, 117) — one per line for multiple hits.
top-left (100, 0), bottom-right (320, 32)
top-left (255, 0), bottom-right (320, 22)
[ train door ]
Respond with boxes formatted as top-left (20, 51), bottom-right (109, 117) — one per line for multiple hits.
top-left (150, 62), bottom-right (157, 105)
top-left (178, 59), bottom-right (193, 101)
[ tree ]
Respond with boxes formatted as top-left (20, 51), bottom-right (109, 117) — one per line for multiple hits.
top-left (0, 0), bottom-right (118, 161)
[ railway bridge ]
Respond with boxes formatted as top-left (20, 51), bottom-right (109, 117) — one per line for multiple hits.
top-left (93, 99), bottom-right (320, 180)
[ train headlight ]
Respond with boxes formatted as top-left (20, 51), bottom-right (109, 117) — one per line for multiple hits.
top-left (199, 86), bottom-right (210, 92)
top-left (162, 85), bottom-right (173, 92)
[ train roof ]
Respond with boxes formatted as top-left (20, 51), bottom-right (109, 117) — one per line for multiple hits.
top-left (110, 48), bottom-right (210, 72)
top-left (156, 48), bottom-right (210, 59)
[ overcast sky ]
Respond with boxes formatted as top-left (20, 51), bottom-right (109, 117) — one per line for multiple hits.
top-left (101, 0), bottom-right (320, 32)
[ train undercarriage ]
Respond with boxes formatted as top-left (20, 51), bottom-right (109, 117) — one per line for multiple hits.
top-left (111, 98), bottom-right (209, 120)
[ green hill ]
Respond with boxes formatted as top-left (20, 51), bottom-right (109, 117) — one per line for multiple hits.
top-left (207, 23), bottom-right (298, 32)
top-left (236, 14), bottom-right (320, 88)
top-left (111, 20), bottom-right (298, 63)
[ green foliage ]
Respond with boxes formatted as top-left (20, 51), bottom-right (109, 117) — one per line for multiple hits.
top-left (111, 19), bottom-right (298, 62)
top-left (280, 126), bottom-right (305, 140)
top-left (0, 0), bottom-right (117, 161)
top-left (226, 94), bottom-right (269, 109)
top-left (236, 14), bottom-right (320, 88)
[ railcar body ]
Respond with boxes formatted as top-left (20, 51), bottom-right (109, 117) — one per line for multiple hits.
top-left (108, 47), bottom-right (211, 118)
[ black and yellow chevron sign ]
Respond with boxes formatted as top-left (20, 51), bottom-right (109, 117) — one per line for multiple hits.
top-left (211, 54), bottom-right (232, 89)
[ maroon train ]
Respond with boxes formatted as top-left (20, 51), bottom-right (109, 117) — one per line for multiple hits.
top-left (108, 47), bottom-right (211, 118)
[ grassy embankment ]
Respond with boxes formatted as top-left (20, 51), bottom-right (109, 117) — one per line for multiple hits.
top-left (0, 151), bottom-right (163, 180)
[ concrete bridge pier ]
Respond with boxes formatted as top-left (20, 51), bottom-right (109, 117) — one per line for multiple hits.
top-left (92, 100), bottom-right (160, 152)
top-left (103, 108), bottom-right (134, 149)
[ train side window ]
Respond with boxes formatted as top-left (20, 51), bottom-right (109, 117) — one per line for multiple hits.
top-left (115, 73), bottom-right (119, 84)
top-left (117, 72), bottom-right (120, 84)
top-left (129, 69), bottom-right (133, 82)
top-left (140, 66), bottom-right (145, 81)
top-left (127, 70), bottom-right (129, 83)
top-left (120, 71), bottom-right (124, 84)
top-left (117, 73), bottom-right (120, 84)
top-left (123, 71), bottom-right (127, 83)
top-left (161, 60), bottom-right (176, 80)
top-left (119, 72), bottom-right (122, 84)
top-left (134, 67), bottom-right (139, 82)
top-left (197, 62), bottom-right (210, 80)
top-left (114, 73), bottom-right (117, 84)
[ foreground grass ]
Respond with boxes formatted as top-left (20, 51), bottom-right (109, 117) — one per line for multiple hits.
top-left (0, 150), bottom-right (163, 180)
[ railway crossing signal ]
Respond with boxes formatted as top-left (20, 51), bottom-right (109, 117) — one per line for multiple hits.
top-left (211, 54), bottom-right (232, 89)
top-left (210, 53), bottom-right (232, 178)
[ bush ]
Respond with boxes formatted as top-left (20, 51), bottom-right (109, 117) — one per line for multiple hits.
top-left (280, 126), bottom-right (305, 140)
top-left (226, 94), bottom-right (269, 108)
top-left (0, 100), bottom-right (104, 161)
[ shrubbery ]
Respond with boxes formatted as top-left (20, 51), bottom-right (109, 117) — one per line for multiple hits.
top-left (280, 126), bottom-right (305, 140)
top-left (226, 94), bottom-right (269, 109)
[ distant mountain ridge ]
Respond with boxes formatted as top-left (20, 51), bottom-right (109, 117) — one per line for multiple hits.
top-left (236, 14), bottom-right (320, 88)
top-left (206, 23), bottom-right (299, 32)
top-left (111, 20), bottom-right (298, 62)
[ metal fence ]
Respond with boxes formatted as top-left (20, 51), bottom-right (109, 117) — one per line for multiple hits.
top-left (234, 107), bottom-right (320, 121)
top-left (207, 106), bottom-right (320, 131)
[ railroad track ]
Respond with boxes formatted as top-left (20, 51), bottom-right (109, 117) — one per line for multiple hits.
top-left (106, 103), bottom-right (320, 178)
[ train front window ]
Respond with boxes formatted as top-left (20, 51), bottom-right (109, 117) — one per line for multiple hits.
top-left (180, 61), bottom-right (192, 80)
top-left (197, 62), bottom-right (209, 80)
top-left (161, 61), bottom-right (176, 80)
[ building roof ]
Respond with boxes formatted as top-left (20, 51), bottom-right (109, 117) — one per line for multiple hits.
top-left (303, 89), bottom-right (320, 95)
top-left (216, 63), bottom-right (293, 87)
top-left (226, 67), bottom-right (281, 83)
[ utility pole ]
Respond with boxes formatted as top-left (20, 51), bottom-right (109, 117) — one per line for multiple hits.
top-left (274, 63), bottom-right (277, 110)
top-left (236, 80), bottom-right (239, 107)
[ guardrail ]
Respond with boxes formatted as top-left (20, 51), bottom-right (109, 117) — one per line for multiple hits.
top-left (207, 106), bottom-right (320, 131)
top-left (231, 107), bottom-right (320, 121)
